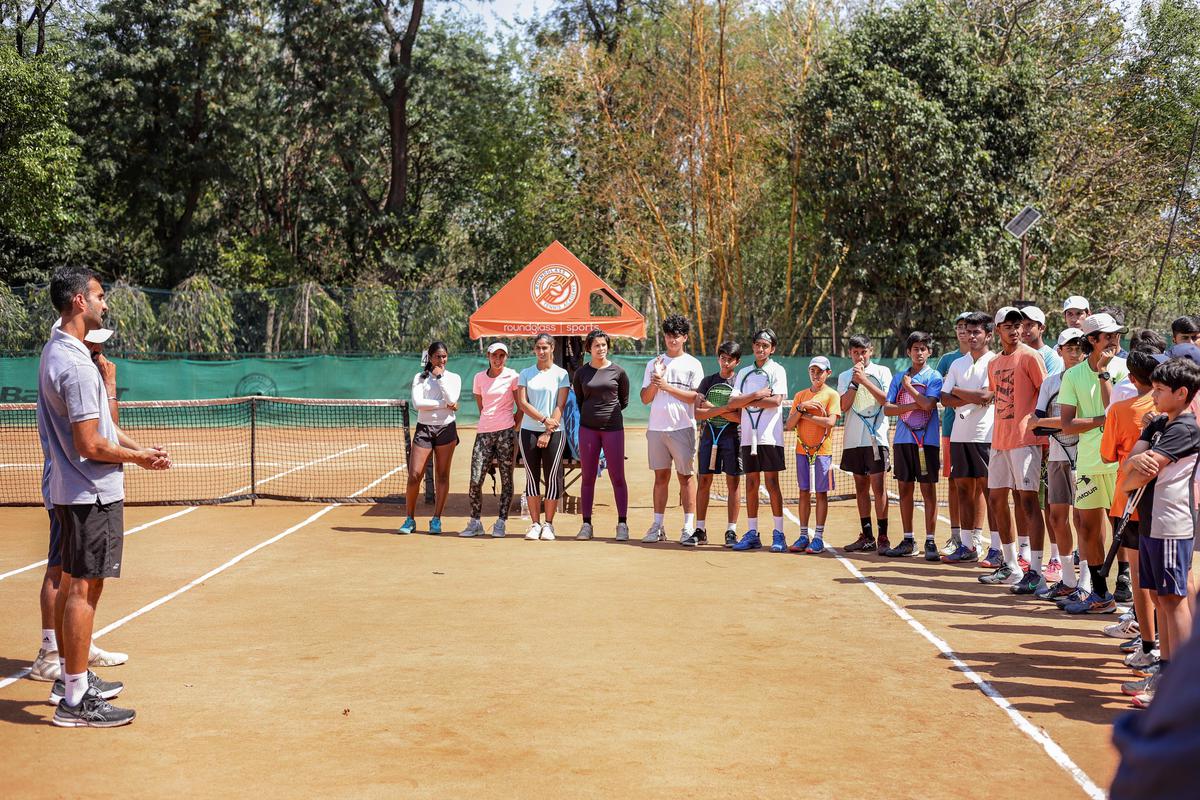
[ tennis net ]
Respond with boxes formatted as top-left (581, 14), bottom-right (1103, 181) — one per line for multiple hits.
top-left (0, 397), bottom-right (411, 506)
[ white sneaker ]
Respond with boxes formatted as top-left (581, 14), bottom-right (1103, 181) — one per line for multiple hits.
top-left (576, 523), bottom-right (593, 540)
top-left (30, 648), bottom-right (60, 682)
top-left (525, 523), bottom-right (542, 541)
top-left (1125, 648), bottom-right (1160, 668)
top-left (642, 523), bottom-right (665, 543)
top-left (459, 519), bottom-right (485, 537)
top-left (1002, 567), bottom-right (1023, 587)
top-left (491, 519), bottom-right (507, 538)
top-left (89, 643), bottom-right (128, 668)
top-left (940, 536), bottom-right (959, 556)
top-left (615, 522), bottom-right (629, 541)
top-left (540, 524), bottom-right (556, 541)
top-left (1104, 617), bottom-right (1140, 639)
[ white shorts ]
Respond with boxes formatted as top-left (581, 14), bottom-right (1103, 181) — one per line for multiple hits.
top-left (987, 445), bottom-right (1042, 492)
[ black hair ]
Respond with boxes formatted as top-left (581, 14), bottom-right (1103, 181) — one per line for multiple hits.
top-left (1127, 350), bottom-right (1158, 387)
top-left (50, 267), bottom-right (101, 313)
top-left (905, 331), bottom-right (933, 352)
top-left (752, 328), bottom-right (778, 348)
top-left (661, 314), bottom-right (690, 337)
top-left (419, 341), bottom-right (448, 380)
top-left (717, 340), bottom-right (742, 360)
top-left (1172, 315), bottom-right (1200, 336)
top-left (1150, 358), bottom-right (1200, 404)
top-left (1128, 329), bottom-right (1167, 354)
top-left (1095, 305), bottom-right (1125, 324)
top-left (847, 334), bottom-right (872, 350)
top-left (961, 311), bottom-right (993, 332)
top-left (584, 329), bottom-right (610, 352)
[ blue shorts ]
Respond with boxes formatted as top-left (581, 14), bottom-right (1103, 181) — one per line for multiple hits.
top-left (46, 508), bottom-right (62, 568)
top-left (796, 454), bottom-right (834, 493)
top-left (1139, 537), bottom-right (1194, 597)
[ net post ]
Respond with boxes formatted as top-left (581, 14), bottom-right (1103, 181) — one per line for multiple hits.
top-left (250, 397), bottom-right (257, 506)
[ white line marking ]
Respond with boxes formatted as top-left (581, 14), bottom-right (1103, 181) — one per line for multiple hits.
top-left (0, 462), bottom-right (405, 692)
top-left (781, 506), bottom-right (1104, 800)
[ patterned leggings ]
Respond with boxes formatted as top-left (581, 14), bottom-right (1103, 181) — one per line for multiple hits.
top-left (469, 429), bottom-right (516, 519)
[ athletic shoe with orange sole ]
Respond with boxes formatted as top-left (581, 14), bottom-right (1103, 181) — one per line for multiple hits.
top-left (979, 548), bottom-right (1004, 569)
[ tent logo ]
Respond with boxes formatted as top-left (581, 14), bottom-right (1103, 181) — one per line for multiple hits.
top-left (530, 264), bottom-right (579, 314)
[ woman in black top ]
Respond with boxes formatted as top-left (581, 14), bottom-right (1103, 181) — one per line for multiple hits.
top-left (572, 329), bottom-right (630, 540)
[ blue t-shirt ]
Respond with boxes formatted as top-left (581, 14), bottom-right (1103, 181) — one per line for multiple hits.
top-left (1038, 344), bottom-right (1063, 376)
top-left (518, 364), bottom-right (570, 432)
top-left (886, 365), bottom-right (943, 445)
top-left (935, 351), bottom-right (961, 438)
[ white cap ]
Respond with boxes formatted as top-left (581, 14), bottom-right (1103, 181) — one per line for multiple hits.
top-left (1056, 327), bottom-right (1085, 347)
top-left (1080, 313), bottom-right (1127, 335)
top-left (486, 342), bottom-right (508, 355)
top-left (84, 328), bottom-right (114, 344)
top-left (1062, 295), bottom-right (1090, 312)
top-left (954, 312), bottom-right (972, 322)
top-left (808, 356), bottom-right (831, 371)
top-left (1020, 306), bottom-right (1046, 325)
top-left (994, 306), bottom-right (1024, 325)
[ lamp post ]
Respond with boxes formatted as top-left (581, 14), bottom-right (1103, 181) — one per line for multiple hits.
top-left (1005, 205), bottom-right (1043, 299)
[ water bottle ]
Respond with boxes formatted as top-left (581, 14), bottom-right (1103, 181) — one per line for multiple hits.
top-left (520, 494), bottom-right (529, 520)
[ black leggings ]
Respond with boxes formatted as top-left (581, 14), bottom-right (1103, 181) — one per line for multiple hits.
top-left (519, 429), bottom-right (566, 501)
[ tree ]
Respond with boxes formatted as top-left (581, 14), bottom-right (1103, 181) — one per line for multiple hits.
top-left (159, 275), bottom-right (236, 354)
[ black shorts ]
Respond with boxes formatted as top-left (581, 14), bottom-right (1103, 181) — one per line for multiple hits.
top-left (740, 444), bottom-right (785, 474)
top-left (894, 442), bottom-right (940, 484)
top-left (950, 442), bottom-right (991, 479)
top-left (1114, 516), bottom-right (1142, 550)
top-left (55, 500), bottom-right (125, 579)
top-left (699, 426), bottom-right (742, 476)
top-left (413, 421), bottom-right (459, 449)
top-left (840, 445), bottom-right (890, 476)
top-left (46, 508), bottom-right (63, 569)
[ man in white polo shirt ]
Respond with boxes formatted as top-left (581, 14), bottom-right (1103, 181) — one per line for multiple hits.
top-left (38, 267), bottom-right (171, 728)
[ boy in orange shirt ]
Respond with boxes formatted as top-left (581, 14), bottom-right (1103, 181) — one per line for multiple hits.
top-left (784, 357), bottom-right (841, 553)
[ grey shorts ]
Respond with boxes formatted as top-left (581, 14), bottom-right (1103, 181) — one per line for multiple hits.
top-left (55, 500), bottom-right (125, 580)
top-left (987, 445), bottom-right (1042, 492)
top-left (1046, 460), bottom-right (1075, 506)
top-left (647, 428), bottom-right (696, 475)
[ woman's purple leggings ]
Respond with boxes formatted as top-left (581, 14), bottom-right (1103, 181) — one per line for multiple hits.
top-left (578, 426), bottom-right (628, 519)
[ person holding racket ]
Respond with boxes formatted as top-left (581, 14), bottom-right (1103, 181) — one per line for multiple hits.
top-left (883, 332), bottom-right (943, 559)
top-left (838, 334), bottom-right (894, 553)
top-left (693, 341), bottom-right (744, 548)
top-left (640, 314), bottom-right (704, 545)
top-left (980, 307), bottom-right (1047, 591)
top-left (783, 356), bottom-right (840, 554)
top-left (727, 329), bottom-right (789, 552)
top-left (1115, 357), bottom-right (1200, 708)
top-left (1029, 328), bottom-right (1086, 599)
top-left (939, 311), bottom-right (997, 564)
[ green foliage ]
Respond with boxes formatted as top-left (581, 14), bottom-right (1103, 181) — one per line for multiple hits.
top-left (0, 282), bottom-right (32, 351)
top-left (158, 275), bottom-right (236, 354)
top-left (278, 282), bottom-right (345, 352)
top-left (104, 280), bottom-right (160, 353)
top-left (399, 289), bottom-right (469, 353)
top-left (346, 280), bottom-right (402, 352)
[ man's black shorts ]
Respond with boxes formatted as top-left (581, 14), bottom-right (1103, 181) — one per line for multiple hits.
top-left (950, 442), bottom-right (991, 480)
top-left (46, 508), bottom-right (63, 569)
top-left (894, 443), bottom-right (940, 484)
top-left (413, 421), bottom-right (460, 449)
top-left (56, 500), bottom-right (125, 579)
top-left (1113, 515), bottom-right (1141, 550)
top-left (840, 445), bottom-right (890, 476)
top-left (740, 444), bottom-right (785, 474)
top-left (699, 426), bottom-right (742, 476)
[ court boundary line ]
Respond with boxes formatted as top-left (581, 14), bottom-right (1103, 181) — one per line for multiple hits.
top-left (780, 506), bottom-right (1104, 800)
top-left (0, 462), bottom-right (405, 691)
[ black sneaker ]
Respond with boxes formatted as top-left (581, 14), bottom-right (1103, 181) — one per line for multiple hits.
top-left (680, 532), bottom-right (702, 547)
top-left (52, 691), bottom-right (136, 728)
top-left (1011, 569), bottom-right (1044, 595)
top-left (1114, 573), bottom-right (1133, 603)
top-left (844, 534), bottom-right (876, 552)
top-left (49, 671), bottom-right (123, 705)
top-left (923, 538), bottom-right (940, 561)
top-left (884, 538), bottom-right (916, 557)
top-left (694, 528), bottom-right (708, 545)
top-left (724, 531), bottom-right (737, 548)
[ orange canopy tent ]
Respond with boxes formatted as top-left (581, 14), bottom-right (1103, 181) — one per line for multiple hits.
top-left (468, 241), bottom-right (646, 340)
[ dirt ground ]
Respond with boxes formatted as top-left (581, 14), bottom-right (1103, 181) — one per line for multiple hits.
top-left (0, 426), bottom-right (1123, 798)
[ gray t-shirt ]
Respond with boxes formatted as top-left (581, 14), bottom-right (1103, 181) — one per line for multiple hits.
top-left (37, 327), bottom-right (124, 505)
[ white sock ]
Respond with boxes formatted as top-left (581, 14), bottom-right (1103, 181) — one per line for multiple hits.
top-left (990, 531), bottom-right (1001, 550)
top-left (1002, 541), bottom-right (1019, 570)
top-left (973, 529), bottom-right (983, 550)
top-left (1018, 536), bottom-right (1031, 561)
top-left (653, 513), bottom-right (664, 526)
top-left (1049, 543), bottom-right (1060, 560)
top-left (951, 526), bottom-right (961, 544)
top-left (773, 516), bottom-right (784, 532)
top-left (748, 518), bottom-right (758, 532)
top-left (683, 513), bottom-right (695, 532)
top-left (696, 519), bottom-right (706, 531)
top-left (1062, 561), bottom-right (1078, 588)
top-left (925, 531), bottom-right (935, 542)
top-left (801, 527), bottom-right (810, 539)
top-left (1078, 560), bottom-right (1092, 593)
top-left (815, 526), bottom-right (824, 540)
top-left (64, 671), bottom-right (88, 707)
top-left (727, 522), bottom-right (737, 532)
top-left (41, 629), bottom-right (57, 652)
top-left (1031, 550), bottom-right (1043, 576)
top-left (904, 531), bottom-right (915, 540)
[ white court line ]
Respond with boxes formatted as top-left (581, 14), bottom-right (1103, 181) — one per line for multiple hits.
top-left (0, 461), bottom-right (404, 692)
top-left (0, 444), bottom-right (368, 583)
top-left (780, 506), bottom-right (1105, 800)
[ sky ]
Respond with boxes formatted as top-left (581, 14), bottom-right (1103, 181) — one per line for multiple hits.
top-left (452, 0), bottom-right (547, 34)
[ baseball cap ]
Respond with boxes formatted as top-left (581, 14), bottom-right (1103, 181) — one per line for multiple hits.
top-left (1056, 328), bottom-right (1085, 347)
top-left (954, 312), bottom-right (972, 322)
top-left (808, 356), bottom-right (831, 371)
top-left (84, 328), bottom-right (114, 344)
top-left (994, 306), bottom-right (1024, 325)
top-left (1062, 295), bottom-right (1090, 312)
top-left (1156, 343), bottom-right (1200, 366)
top-left (1080, 313), bottom-right (1127, 335)
top-left (486, 342), bottom-right (508, 355)
top-left (1019, 306), bottom-right (1046, 325)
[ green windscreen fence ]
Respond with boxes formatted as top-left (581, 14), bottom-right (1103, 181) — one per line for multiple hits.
top-left (0, 354), bottom-right (919, 423)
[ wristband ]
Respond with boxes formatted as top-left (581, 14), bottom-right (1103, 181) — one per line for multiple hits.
top-left (848, 382), bottom-right (859, 390)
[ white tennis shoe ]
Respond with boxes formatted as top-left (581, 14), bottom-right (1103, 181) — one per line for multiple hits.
top-left (642, 523), bottom-right (665, 543)
top-left (540, 524), bottom-right (556, 541)
top-left (525, 523), bottom-right (542, 541)
top-left (30, 648), bottom-right (60, 682)
top-left (89, 643), bottom-right (128, 668)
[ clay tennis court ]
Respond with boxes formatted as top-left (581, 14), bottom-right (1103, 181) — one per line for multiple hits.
top-left (1, 426), bottom-right (1123, 798)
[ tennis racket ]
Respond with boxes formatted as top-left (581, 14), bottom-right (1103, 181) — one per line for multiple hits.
top-left (852, 373), bottom-right (885, 460)
top-left (704, 382), bottom-right (733, 471)
top-left (797, 403), bottom-right (829, 486)
top-left (740, 367), bottom-right (774, 456)
top-left (1101, 432), bottom-right (1161, 578)
top-left (1032, 390), bottom-right (1079, 470)
top-left (896, 381), bottom-right (932, 475)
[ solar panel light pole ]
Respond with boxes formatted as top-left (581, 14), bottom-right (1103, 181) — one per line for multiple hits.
top-left (1004, 205), bottom-right (1043, 299)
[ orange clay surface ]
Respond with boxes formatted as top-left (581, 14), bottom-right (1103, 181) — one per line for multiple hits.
top-left (0, 427), bottom-right (1123, 798)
